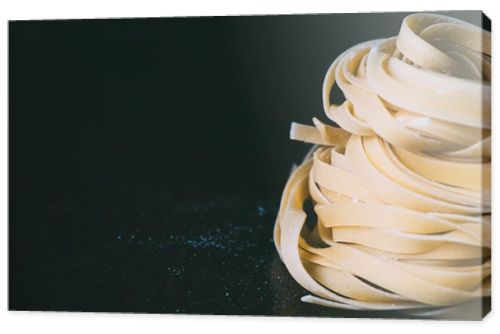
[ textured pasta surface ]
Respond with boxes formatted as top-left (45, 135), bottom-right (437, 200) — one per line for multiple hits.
top-left (274, 13), bottom-right (491, 312)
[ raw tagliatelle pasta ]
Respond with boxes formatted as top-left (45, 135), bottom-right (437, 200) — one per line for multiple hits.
top-left (274, 13), bottom-right (491, 312)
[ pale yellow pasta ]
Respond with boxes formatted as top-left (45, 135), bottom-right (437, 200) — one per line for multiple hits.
top-left (274, 13), bottom-right (491, 312)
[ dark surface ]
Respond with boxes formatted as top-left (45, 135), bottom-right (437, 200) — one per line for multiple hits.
top-left (9, 11), bottom-right (486, 318)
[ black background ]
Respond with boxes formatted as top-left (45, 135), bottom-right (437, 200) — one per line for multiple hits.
top-left (9, 11), bottom-right (485, 317)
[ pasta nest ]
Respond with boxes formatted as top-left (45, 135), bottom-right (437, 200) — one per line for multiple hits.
top-left (274, 13), bottom-right (491, 314)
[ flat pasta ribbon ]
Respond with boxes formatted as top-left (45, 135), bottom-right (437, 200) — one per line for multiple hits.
top-left (274, 13), bottom-right (491, 312)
